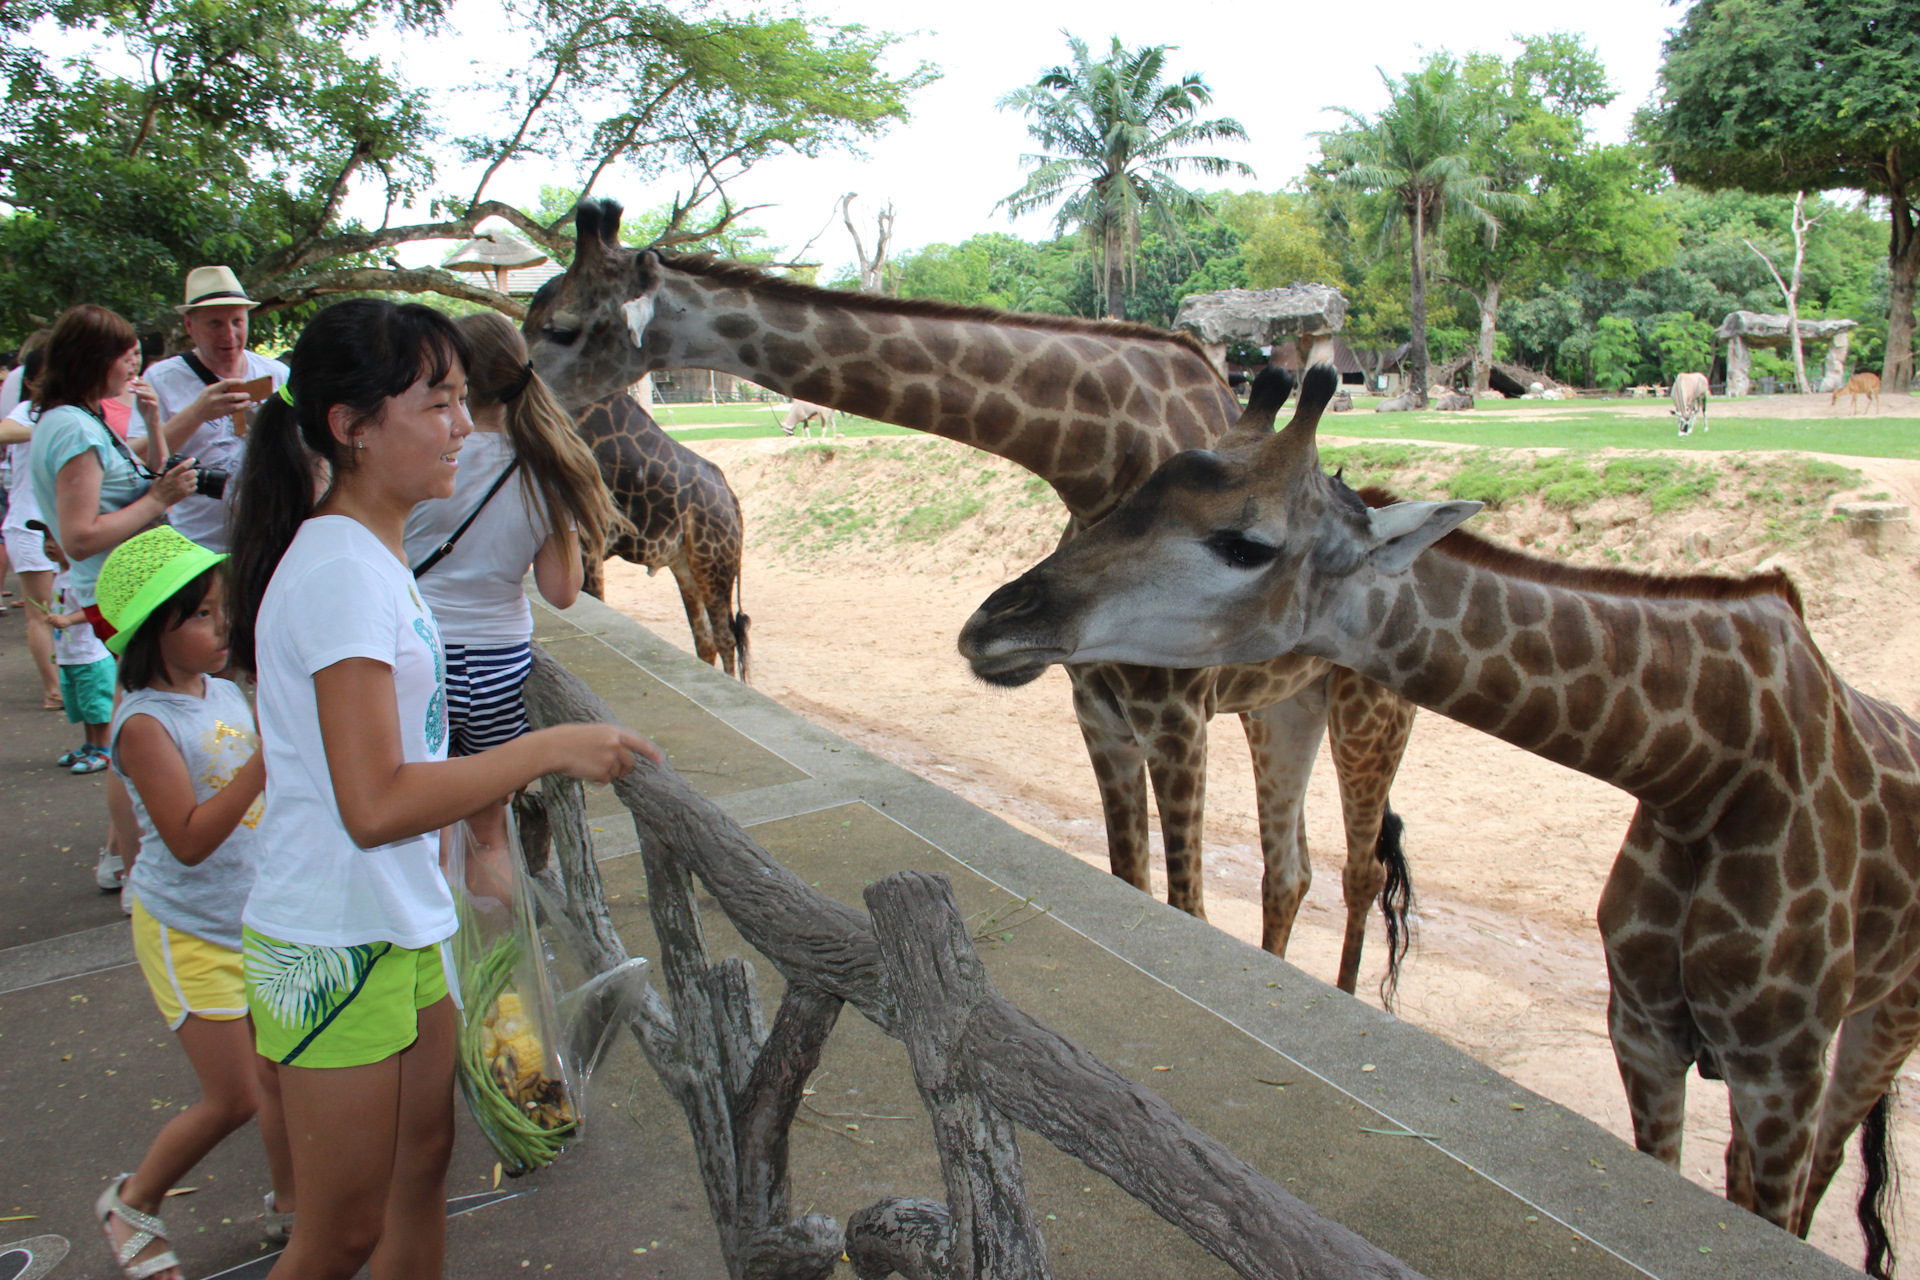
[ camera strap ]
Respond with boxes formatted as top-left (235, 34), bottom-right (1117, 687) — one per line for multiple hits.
top-left (412, 457), bottom-right (521, 579)
top-left (83, 405), bottom-right (159, 480)
top-left (180, 352), bottom-right (221, 387)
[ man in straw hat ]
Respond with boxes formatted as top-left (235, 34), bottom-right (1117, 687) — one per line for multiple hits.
top-left (146, 266), bottom-right (288, 552)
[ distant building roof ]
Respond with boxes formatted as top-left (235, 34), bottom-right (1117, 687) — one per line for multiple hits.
top-left (442, 232), bottom-right (549, 272)
top-left (499, 261), bottom-right (564, 297)
top-left (440, 232), bottom-right (563, 297)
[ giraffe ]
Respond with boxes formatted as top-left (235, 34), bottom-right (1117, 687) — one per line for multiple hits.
top-left (957, 364), bottom-right (1920, 1269)
top-left (524, 197), bottom-right (1421, 996)
top-left (576, 390), bottom-right (750, 679)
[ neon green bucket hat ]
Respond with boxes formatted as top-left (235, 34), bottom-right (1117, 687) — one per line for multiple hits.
top-left (95, 526), bottom-right (227, 655)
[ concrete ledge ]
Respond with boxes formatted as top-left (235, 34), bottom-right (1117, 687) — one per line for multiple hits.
top-left (0, 920), bottom-right (134, 995)
top-left (539, 591), bottom-right (1858, 1280)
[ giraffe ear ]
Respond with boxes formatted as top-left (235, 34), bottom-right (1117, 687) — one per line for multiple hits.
top-left (1365, 500), bottom-right (1481, 574)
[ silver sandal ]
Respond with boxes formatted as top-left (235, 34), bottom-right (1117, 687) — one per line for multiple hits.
top-left (262, 1190), bottom-right (295, 1243)
top-left (94, 1175), bottom-right (181, 1280)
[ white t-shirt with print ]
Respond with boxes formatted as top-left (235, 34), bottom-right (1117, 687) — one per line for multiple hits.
top-left (402, 431), bottom-right (553, 648)
top-left (146, 350), bottom-right (288, 551)
top-left (51, 569), bottom-right (109, 665)
top-left (243, 515), bottom-right (456, 949)
top-left (2, 401), bottom-right (38, 536)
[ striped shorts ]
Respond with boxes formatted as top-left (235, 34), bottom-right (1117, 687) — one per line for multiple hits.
top-left (444, 641), bottom-right (534, 757)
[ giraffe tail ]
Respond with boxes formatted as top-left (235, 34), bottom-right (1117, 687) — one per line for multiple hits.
top-left (729, 569), bottom-right (751, 684)
top-left (1374, 804), bottom-right (1415, 1009)
top-left (1859, 1092), bottom-right (1901, 1280)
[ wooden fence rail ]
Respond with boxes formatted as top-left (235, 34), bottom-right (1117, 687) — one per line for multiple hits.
top-left (521, 645), bottom-right (1425, 1280)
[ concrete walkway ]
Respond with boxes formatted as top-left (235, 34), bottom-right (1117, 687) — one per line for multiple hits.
top-left (0, 589), bottom-right (1862, 1279)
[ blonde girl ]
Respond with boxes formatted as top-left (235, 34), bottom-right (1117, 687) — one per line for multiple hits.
top-left (402, 312), bottom-right (627, 854)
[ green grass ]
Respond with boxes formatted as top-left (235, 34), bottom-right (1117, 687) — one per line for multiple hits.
top-left (1429, 452), bottom-right (1722, 514)
top-left (658, 397), bottom-right (1916, 457)
top-left (649, 402), bottom-right (915, 440)
top-left (1325, 400), bottom-right (1918, 460)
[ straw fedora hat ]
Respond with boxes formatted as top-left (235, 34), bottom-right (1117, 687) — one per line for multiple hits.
top-left (175, 265), bottom-right (260, 314)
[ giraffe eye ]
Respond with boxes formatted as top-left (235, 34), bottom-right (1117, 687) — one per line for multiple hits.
top-left (542, 324), bottom-right (581, 346)
top-left (1205, 531), bottom-right (1278, 569)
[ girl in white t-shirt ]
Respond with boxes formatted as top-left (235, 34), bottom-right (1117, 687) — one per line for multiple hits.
top-left (402, 312), bottom-right (628, 856)
top-left (224, 299), bottom-right (657, 1280)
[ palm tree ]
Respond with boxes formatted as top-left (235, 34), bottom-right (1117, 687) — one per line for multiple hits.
top-left (1318, 62), bottom-right (1522, 401)
top-left (997, 35), bottom-right (1252, 320)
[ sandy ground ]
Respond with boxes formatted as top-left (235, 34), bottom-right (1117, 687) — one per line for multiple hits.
top-left (602, 428), bottom-right (1920, 1268)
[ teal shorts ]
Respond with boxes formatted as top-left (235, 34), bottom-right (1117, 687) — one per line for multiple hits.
top-left (58, 656), bottom-right (116, 726)
top-left (243, 927), bottom-right (451, 1068)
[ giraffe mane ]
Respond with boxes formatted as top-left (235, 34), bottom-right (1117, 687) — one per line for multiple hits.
top-left (1354, 485), bottom-right (1806, 619)
top-left (656, 251), bottom-right (1229, 383)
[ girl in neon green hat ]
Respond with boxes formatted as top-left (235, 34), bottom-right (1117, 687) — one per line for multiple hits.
top-left (91, 526), bottom-right (295, 1280)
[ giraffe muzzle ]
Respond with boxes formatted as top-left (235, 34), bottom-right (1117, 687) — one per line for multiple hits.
top-left (957, 577), bottom-right (1074, 687)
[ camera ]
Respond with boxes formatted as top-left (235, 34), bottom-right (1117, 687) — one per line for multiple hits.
top-left (164, 454), bottom-right (229, 500)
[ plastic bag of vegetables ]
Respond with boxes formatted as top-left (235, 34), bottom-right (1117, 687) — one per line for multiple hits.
top-left (444, 817), bottom-right (580, 1176)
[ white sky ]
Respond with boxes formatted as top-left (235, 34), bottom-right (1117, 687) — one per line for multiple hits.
top-left (39, 0), bottom-right (1689, 275)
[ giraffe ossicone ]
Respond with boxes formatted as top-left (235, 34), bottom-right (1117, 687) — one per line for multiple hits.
top-left (959, 362), bottom-right (1920, 1266)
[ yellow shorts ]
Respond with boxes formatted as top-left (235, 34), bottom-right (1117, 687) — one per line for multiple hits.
top-left (131, 897), bottom-right (248, 1030)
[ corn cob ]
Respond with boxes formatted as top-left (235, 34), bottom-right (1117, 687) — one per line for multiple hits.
top-left (455, 934), bottom-right (577, 1174)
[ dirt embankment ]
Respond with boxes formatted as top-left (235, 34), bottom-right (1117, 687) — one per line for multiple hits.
top-left (603, 433), bottom-right (1920, 1267)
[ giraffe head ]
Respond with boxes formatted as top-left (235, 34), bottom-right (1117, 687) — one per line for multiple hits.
top-left (958, 365), bottom-right (1481, 685)
top-left (524, 198), bottom-right (666, 409)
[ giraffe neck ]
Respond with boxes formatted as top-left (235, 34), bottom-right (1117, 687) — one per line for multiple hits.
top-left (1300, 548), bottom-right (1821, 813)
top-left (635, 264), bottom-right (1237, 522)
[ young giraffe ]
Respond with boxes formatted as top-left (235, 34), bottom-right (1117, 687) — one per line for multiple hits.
top-left (525, 198), bottom-right (1419, 994)
top-left (578, 391), bottom-right (750, 679)
top-left (958, 364), bottom-right (1920, 1268)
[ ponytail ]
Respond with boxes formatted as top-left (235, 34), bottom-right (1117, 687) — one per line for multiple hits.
top-left (227, 299), bottom-right (470, 673)
top-left (456, 311), bottom-right (630, 564)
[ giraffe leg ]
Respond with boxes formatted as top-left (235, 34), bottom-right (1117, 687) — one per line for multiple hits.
top-left (1067, 665), bottom-right (1151, 895)
top-left (1597, 810), bottom-right (1697, 1170)
top-left (668, 559), bottom-right (721, 669)
top-left (1724, 1098), bottom-right (1756, 1211)
top-left (1133, 672), bottom-right (1214, 920)
top-left (1797, 966), bottom-right (1920, 1240)
top-left (1325, 668), bottom-right (1418, 998)
top-left (1240, 683), bottom-right (1328, 957)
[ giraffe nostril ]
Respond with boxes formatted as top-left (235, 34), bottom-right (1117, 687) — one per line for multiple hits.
top-left (983, 579), bottom-right (1042, 621)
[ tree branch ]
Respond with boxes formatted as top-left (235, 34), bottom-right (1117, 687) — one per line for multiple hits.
top-left (469, 56), bottom-right (573, 211)
top-left (245, 199), bottom-right (572, 285)
top-left (283, 143), bottom-right (372, 271)
top-left (579, 70), bottom-right (696, 198)
top-left (1743, 237), bottom-right (1792, 301)
top-left (250, 266), bottom-right (526, 318)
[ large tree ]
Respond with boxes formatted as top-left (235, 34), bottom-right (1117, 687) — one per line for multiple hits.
top-left (0, 0), bottom-right (931, 343)
top-left (1643, 0), bottom-right (1920, 391)
top-left (1444, 36), bottom-right (1669, 391)
top-left (995, 35), bottom-right (1251, 320)
top-left (1317, 60), bottom-right (1523, 401)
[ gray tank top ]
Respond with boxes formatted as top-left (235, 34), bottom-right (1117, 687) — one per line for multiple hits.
top-left (112, 678), bottom-right (263, 950)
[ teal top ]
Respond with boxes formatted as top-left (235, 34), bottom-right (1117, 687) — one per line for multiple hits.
top-left (29, 404), bottom-right (149, 605)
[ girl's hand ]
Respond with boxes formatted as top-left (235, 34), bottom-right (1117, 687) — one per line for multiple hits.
top-left (151, 457), bottom-right (199, 507)
top-left (131, 377), bottom-right (161, 430)
top-left (542, 724), bottom-right (663, 783)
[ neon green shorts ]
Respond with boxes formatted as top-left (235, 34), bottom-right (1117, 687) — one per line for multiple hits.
top-left (243, 927), bottom-right (451, 1068)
